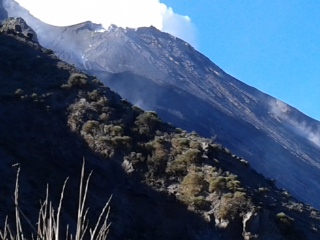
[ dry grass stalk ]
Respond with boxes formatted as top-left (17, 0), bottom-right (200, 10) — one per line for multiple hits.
top-left (0, 161), bottom-right (111, 240)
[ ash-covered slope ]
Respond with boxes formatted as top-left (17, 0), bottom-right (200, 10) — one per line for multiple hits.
top-left (0, 0), bottom-right (8, 20)
top-left (5, 0), bottom-right (320, 210)
top-left (3, 17), bottom-right (320, 240)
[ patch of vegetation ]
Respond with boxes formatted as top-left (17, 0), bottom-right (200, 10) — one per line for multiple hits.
top-left (0, 162), bottom-right (111, 240)
top-left (134, 111), bottom-right (161, 136)
top-left (61, 73), bottom-right (88, 89)
top-left (146, 138), bottom-right (169, 175)
top-left (209, 176), bottom-right (227, 193)
top-left (166, 149), bottom-right (202, 175)
top-left (217, 191), bottom-right (249, 220)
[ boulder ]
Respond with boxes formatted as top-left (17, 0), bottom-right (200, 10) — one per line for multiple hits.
top-left (0, 17), bottom-right (38, 42)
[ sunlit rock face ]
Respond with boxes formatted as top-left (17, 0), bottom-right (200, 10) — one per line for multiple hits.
top-left (5, 0), bottom-right (320, 210)
top-left (0, 17), bottom-right (38, 41)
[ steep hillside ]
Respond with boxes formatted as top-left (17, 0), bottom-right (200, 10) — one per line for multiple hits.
top-left (1, 18), bottom-right (320, 239)
top-left (0, 0), bottom-right (7, 20)
top-left (5, 0), bottom-right (320, 209)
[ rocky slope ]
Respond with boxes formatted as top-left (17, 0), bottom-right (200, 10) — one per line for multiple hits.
top-left (4, 0), bottom-right (320, 209)
top-left (1, 18), bottom-right (320, 239)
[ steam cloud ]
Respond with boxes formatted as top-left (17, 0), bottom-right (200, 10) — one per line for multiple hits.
top-left (269, 99), bottom-right (320, 147)
top-left (14, 0), bottom-right (197, 48)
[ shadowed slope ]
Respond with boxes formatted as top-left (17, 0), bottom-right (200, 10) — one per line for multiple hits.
top-left (0, 27), bottom-right (212, 240)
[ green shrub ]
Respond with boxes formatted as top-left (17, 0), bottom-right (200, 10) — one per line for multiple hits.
top-left (176, 138), bottom-right (190, 147)
top-left (129, 152), bottom-right (146, 165)
top-left (171, 137), bottom-right (190, 153)
top-left (61, 73), bottom-right (88, 89)
top-left (88, 90), bottom-right (100, 101)
top-left (92, 78), bottom-right (103, 85)
top-left (68, 73), bottom-right (88, 87)
top-left (134, 111), bottom-right (160, 135)
top-left (82, 120), bottom-right (100, 135)
top-left (99, 113), bottom-right (109, 121)
top-left (167, 149), bottom-right (201, 175)
top-left (111, 136), bottom-right (131, 147)
top-left (179, 171), bottom-right (206, 204)
top-left (193, 196), bottom-right (210, 210)
top-left (217, 191), bottom-right (248, 220)
top-left (189, 140), bottom-right (201, 150)
top-left (97, 96), bottom-right (108, 106)
top-left (111, 125), bottom-right (124, 136)
top-left (184, 149), bottom-right (202, 162)
top-left (226, 180), bottom-right (241, 190)
top-left (146, 139), bottom-right (169, 175)
top-left (209, 176), bottom-right (226, 193)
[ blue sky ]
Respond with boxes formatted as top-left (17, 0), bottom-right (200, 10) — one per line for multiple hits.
top-left (161, 0), bottom-right (320, 120)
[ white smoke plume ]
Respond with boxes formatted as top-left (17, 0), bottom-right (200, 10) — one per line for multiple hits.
top-left (14, 0), bottom-right (197, 48)
top-left (269, 99), bottom-right (320, 147)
